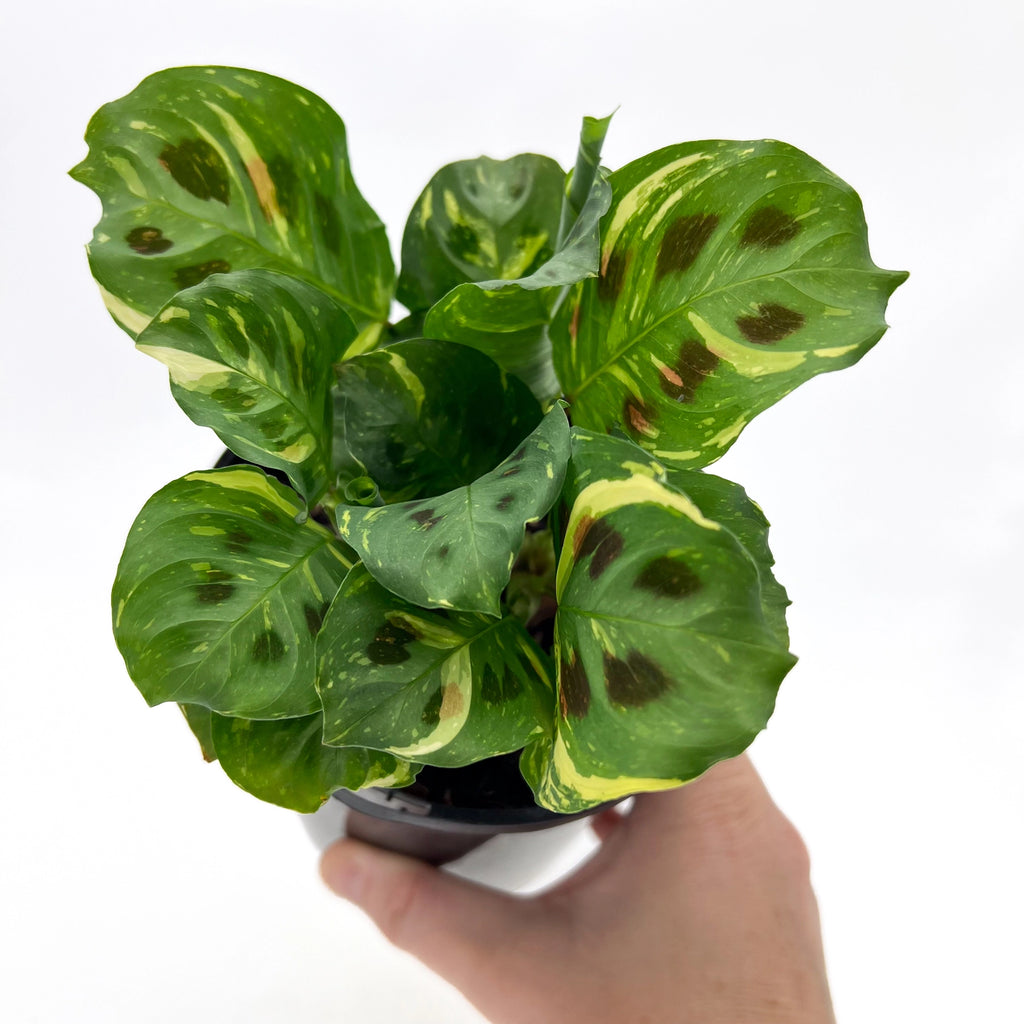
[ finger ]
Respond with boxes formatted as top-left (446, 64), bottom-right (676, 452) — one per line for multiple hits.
top-left (589, 804), bottom-right (628, 842)
top-left (626, 755), bottom-right (779, 839)
top-left (320, 838), bottom-right (539, 988)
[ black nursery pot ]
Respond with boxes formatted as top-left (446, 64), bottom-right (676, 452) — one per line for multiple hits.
top-left (307, 751), bottom-right (603, 870)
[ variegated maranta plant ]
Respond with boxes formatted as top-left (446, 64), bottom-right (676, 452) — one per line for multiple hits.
top-left (75, 67), bottom-right (906, 814)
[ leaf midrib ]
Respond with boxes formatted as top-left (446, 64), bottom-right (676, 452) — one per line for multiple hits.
top-left (567, 261), bottom-right (883, 401)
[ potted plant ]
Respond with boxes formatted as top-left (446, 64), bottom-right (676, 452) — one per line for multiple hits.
top-left (73, 66), bottom-right (906, 863)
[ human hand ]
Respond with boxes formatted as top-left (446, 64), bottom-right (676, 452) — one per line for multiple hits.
top-left (320, 755), bottom-right (835, 1024)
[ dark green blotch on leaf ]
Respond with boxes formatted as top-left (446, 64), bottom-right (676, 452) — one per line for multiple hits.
top-left (740, 206), bottom-right (801, 249)
top-left (559, 654), bottom-right (591, 719)
top-left (314, 193), bottom-right (342, 254)
top-left (267, 155), bottom-right (299, 222)
top-left (304, 602), bottom-right (328, 636)
top-left (173, 259), bottom-right (231, 290)
top-left (411, 508), bottom-right (443, 529)
top-left (736, 303), bottom-right (805, 344)
top-left (634, 556), bottom-right (702, 598)
top-left (659, 339), bottom-right (719, 402)
top-left (497, 493), bottom-right (515, 511)
top-left (421, 686), bottom-right (443, 726)
top-left (597, 249), bottom-right (628, 302)
top-left (195, 581), bottom-right (235, 604)
top-left (365, 621), bottom-right (417, 665)
top-left (159, 138), bottom-right (230, 204)
top-left (655, 213), bottom-right (719, 279)
top-left (252, 629), bottom-right (286, 663)
top-left (225, 529), bottom-right (252, 553)
top-left (575, 517), bottom-right (626, 580)
top-left (126, 226), bottom-right (173, 255)
top-left (604, 650), bottom-right (670, 708)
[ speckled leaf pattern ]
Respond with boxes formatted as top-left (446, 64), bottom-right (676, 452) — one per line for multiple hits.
top-left (317, 566), bottom-right (553, 766)
top-left (209, 710), bottom-right (418, 813)
top-left (137, 270), bottom-right (357, 503)
top-left (332, 339), bottom-right (541, 502)
top-left (552, 140), bottom-right (908, 465)
top-left (71, 66), bottom-right (394, 336)
top-left (396, 154), bottom-right (564, 313)
top-left (334, 405), bottom-right (571, 615)
top-left (422, 121), bottom-right (614, 401)
top-left (521, 436), bottom-right (796, 813)
top-left (112, 467), bottom-right (354, 718)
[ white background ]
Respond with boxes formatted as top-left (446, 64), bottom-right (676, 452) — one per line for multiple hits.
top-left (2, 0), bottom-right (1021, 1020)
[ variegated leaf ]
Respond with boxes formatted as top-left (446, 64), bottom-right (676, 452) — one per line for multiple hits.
top-left (522, 454), bottom-right (795, 813)
top-left (552, 140), bottom-right (908, 465)
top-left (332, 339), bottom-right (541, 502)
top-left (138, 270), bottom-right (357, 503)
top-left (396, 154), bottom-right (564, 313)
top-left (659, 464), bottom-right (790, 646)
top-left (422, 120), bottom-right (614, 401)
top-left (317, 566), bottom-right (553, 766)
top-left (209, 710), bottom-right (418, 813)
top-left (71, 66), bottom-right (393, 336)
top-left (113, 466), bottom-right (353, 718)
top-left (564, 428), bottom-right (790, 644)
top-left (333, 404), bottom-right (571, 615)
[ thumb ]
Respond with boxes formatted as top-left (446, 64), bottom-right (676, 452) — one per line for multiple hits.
top-left (320, 838), bottom-right (537, 986)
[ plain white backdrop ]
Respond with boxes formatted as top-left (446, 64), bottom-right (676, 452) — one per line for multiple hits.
top-left (2, 0), bottom-right (1021, 1020)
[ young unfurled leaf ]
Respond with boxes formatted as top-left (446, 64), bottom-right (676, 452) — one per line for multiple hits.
top-left (396, 154), bottom-right (565, 313)
top-left (138, 270), bottom-right (357, 503)
top-left (333, 404), bottom-right (571, 615)
top-left (522, 444), bottom-right (795, 813)
top-left (422, 121), bottom-right (614, 401)
top-left (112, 467), bottom-right (353, 718)
top-left (209, 711), bottom-right (418, 813)
top-left (71, 66), bottom-right (393, 336)
top-left (317, 566), bottom-right (553, 766)
top-left (552, 139), bottom-right (907, 465)
top-left (332, 339), bottom-right (541, 502)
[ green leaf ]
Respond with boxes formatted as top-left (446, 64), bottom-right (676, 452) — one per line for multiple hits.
top-left (659, 465), bottom-right (790, 646)
top-left (112, 466), bottom-right (354, 718)
top-left (332, 338), bottom-right (541, 502)
top-left (209, 710), bottom-right (418, 813)
top-left (137, 269), bottom-right (357, 503)
top-left (396, 154), bottom-right (565, 313)
top-left (179, 703), bottom-right (218, 762)
top-left (421, 123), bottom-right (614, 401)
top-left (317, 566), bottom-right (553, 766)
top-left (333, 404), bottom-right (571, 615)
top-left (564, 428), bottom-right (790, 644)
top-left (71, 65), bottom-right (394, 336)
top-left (521, 446), bottom-right (795, 813)
top-left (552, 139), bottom-right (908, 465)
